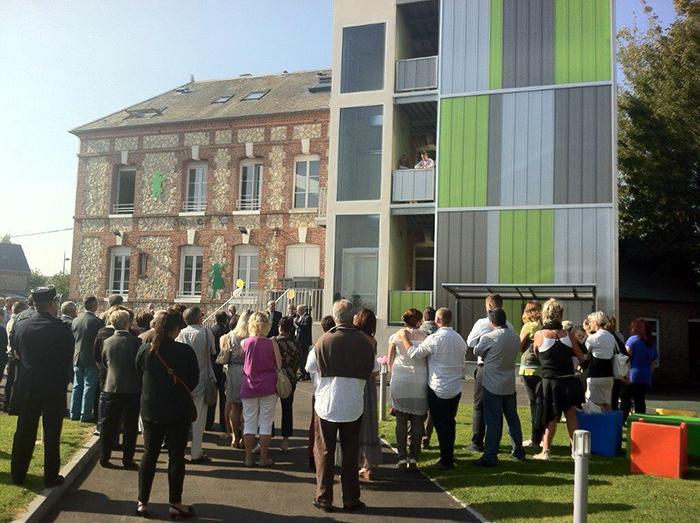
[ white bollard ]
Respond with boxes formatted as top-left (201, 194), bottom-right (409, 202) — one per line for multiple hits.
top-left (573, 429), bottom-right (591, 523)
top-left (379, 364), bottom-right (388, 421)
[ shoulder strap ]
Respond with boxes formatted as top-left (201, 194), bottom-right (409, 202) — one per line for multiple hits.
top-left (271, 339), bottom-right (282, 370)
top-left (154, 350), bottom-right (192, 395)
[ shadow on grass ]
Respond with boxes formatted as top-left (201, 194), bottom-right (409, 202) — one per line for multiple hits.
top-left (0, 471), bottom-right (45, 492)
top-left (470, 500), bottom-right (633, 521)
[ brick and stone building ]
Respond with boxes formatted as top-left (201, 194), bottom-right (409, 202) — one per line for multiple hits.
top-left (69, 70), bottom-right (330, 315)
top-left (0, 243), bottom-right (31, 299)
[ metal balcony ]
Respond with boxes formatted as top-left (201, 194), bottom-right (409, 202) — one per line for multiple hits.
top-left (392, 168), bottom-right (435, 203)
top-left (112, 203), bottom-right (134, 214)
top-left (396, 56), bottom-right (438, 92)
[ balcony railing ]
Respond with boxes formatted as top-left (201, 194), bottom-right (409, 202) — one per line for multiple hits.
top-left (392, 169), bottom-right (435, 203)
top-left (389, 290), bottom-right (433, 324)
top-left (237, 197), bottom-right (261, 211)
top-left (396, 56), bottom-right (438, 92)
top-left (182, 200), bottom-right (206, 212)
top-left (112, 203), bottom-right (134, 214)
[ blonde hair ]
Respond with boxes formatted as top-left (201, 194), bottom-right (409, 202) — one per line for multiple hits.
top-left (248, 311), bottom-right (271, 338)
top-left (233, 309), bottom-right (253, 339)
top-left (110, 309), bottom-right (131, 330)
top-left (587, 311), bottom-right (609, 329)
top-left (521, 300), bottom-right (542, 324)
top-left (542, 298), bottom-right (564, 325)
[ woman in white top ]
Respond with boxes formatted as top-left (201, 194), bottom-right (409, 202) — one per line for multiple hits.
top-left (584, 311), bottom-right (616, 411)
top-left (389, 309), bottom-right (428, 472)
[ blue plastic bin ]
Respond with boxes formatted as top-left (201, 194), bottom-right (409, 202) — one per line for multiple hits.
top-left (576, 410), bottom-right (624, 457)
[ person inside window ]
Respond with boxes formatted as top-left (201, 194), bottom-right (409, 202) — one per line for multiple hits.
top-left (397, 155), bottom-right (411, 170)
top-left (414, 151), bottom-right (435, 170)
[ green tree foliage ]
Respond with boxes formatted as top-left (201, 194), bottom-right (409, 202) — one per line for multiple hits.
top-left (618, 0), bottom-right (700, 281)
top-left (29, 269), bottom-right (49, 290)
top-left (1, 234), bottom-right (11, 244)
top-left (48, 272), bottom-right (71, 299)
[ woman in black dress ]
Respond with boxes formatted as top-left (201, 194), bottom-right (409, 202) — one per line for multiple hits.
top-left (532, 299), bottom-right (586, 461)
top-left (136, 308), bottom-right (199, 518)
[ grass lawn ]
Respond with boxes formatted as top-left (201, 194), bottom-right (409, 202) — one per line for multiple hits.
top-left (379, 403), bottom-right (700, 523)
top-left (0, 415), bottom-right (94, 523)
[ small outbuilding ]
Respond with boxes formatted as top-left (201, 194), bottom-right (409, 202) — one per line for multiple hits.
top-left (0, 243), bottom-right (31, 299)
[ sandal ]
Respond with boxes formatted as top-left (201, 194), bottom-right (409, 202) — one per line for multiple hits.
top-left (244, 457), bottom-right (254, 467)
top-left (219, 433), bottom-right (233, 441)
top-left (258, 458), bottom-right (274, 468)
top-left (169, 504), bottom-right (194, 519)
top-left (135, 502), bottom-right (150, 518)
top-left (280, 441), bottom-right (289, 453)
top-left (533, 450), bottom-right (551, 461)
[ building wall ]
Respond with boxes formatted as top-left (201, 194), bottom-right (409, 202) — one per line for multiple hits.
top-left (69, 111), bottom-right (329, 314)
top-left (436, 0), bottom-right (617, 335)
top-left (620, 299), bottom-right (700, 384)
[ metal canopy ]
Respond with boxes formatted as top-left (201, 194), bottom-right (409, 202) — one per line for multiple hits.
top-left (442, 283), bottom-right (597, 302)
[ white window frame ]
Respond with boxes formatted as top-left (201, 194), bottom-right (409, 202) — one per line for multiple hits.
top-left (184, 162), bottom-right (207, 212)
top-left (238, 160), bottom-right (263, 211)
top-left (113, 167), bottom-right (136, 214)
top-left (412, 241), bottom-right (434, 291)
top-left (285, 244), bottom-right (321, 279)
top-left (109, 247), bottom-right (131, 297)
top-left (643, 317), bottom-right (661, 368)
top-left (234, 245), bottom-right (259, 290)
top-left (179, 246), bottom-right (204, 298)
top-left (293, 155), bottom-right (321, 209)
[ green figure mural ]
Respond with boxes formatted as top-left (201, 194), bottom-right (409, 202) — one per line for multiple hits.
top-left (147, 170), bottom-right (168, 198)
top-left (209, 263), bottom-right (226, 299)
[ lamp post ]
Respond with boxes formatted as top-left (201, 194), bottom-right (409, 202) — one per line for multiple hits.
top-left (62, 252), bottom-right (70, 274)
top-left (573, 429), bottom-right (591, 523)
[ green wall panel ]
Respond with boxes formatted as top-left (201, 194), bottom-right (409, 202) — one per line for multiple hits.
top-left (502, 299), bottom-right (524, 334)
top-left (438, 96), bottom-right (489, 208)
top-left (499, 210), bottom-right (554, 284)
top-left (389, 291), bottom-right (432, 324)
top-left (489, 0), bottom-right (503, 90)
top-left (554, 0), bottom-right (611, 84)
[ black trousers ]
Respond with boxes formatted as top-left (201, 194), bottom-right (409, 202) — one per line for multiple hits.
top-left (101, 392), bottom-right (140, 465)
top-left (3, 358), bottom-right (18, 411)
top-left (427, 388), bottom-right (461, 466)
top-left (520, 375), bottom-right (544, 445)
top-left (206, 364), bottom-right (226, 431)
top-left (611, 379), bottom-right (623, 411)
top-left (299, 345), bottom-right (310, 376)
top-left (472, 366), bottom-right (485, 446)
top-left (139, 418), bottom-right (190, 505)
top-left (280, 385), bottom-right (296, 438)
top-left (11, 395), bottom-right (65, 484)
top-left (620, 382), bottom-right (648, 422)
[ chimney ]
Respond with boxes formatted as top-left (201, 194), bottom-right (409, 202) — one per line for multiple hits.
top-left (190, 74), bottom-right (195, 83)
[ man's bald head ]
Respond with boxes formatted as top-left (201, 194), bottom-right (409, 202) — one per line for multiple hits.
top-left (436, 307), bottom-right (452, 326)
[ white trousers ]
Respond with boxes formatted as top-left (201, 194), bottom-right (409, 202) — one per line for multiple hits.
top-left (242, 394), bottom-right (277, 436)
top-left (190, 393), bottom-right (207, 459)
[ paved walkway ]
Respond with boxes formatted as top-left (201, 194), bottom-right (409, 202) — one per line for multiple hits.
top-left (46, 382), bottom-right (478, 522)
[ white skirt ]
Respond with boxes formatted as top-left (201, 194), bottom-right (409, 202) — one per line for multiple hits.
top-left (586, 376), bottom-right (614, 406)
top-left (390, 362), bottom-right (429, 416)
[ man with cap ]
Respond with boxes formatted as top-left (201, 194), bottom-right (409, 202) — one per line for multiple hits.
top-left (11, 285), bottom-right (74, 488)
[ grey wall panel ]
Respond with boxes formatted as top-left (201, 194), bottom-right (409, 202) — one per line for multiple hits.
top-left (495, 90), bottom-right (554, 206)
top-left (487, 94), bottom-right (503, 206)
top-left (554, 86), bottom-right (613, 204)
top-left (441, 0), bottom-right (491, 94)
top-left (503, 0), bottom-right (555, 89)
top-left (554, 207), bottom-right (614, 314)
top-left (486, 210), bottom-right (500, 283)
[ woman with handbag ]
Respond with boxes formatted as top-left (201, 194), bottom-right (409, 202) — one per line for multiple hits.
top-left (240, 311), bottom-right (281, 467)
top-left (583, 311), bottom-right (616, 411)
top-left (135, 308), bottom-right (199, 519)
top-left (221, 310), bottom-right (253, 449)
top-left (273, 316), bottom-right (302, 452)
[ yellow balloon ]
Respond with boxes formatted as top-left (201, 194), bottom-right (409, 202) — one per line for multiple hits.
top-left (287, 289), bottom-right (295, 300)
top-left (236, 279), bottom-right (245, 289)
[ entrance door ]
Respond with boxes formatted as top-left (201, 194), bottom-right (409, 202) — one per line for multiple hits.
top-left (689, 321), bottom-right (700, 382)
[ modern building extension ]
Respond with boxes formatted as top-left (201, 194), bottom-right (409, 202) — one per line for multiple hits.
top-left (325, 0), bottom-right (617, 338)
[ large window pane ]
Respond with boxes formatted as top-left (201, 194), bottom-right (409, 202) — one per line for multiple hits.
top-left (338, 106), bottom-right (383, 201)
top-left (334, 215), bottom-right (380, 312)
top-left (341, 23), bottom-right (385, 93)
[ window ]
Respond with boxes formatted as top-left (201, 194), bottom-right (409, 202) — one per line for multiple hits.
top-left (138, 253), bottom-right (148, 277)
top-left (294, 156), bottom-right (320, 209)
top-left (184, 162), bottom-right (207, 212)
top-left (341, 23), bottom-right (385, 93)
top-left (125, 107), bottom-right (164, 119)
top-left (309, 74), bottom-right (331, 93)
top-left (337, 105), bottom-right (383, 201)
top-left (235, 245), bottom-right (259, 290)
top-left (212, 95), bottom-right (233, 104)
top-left (113, 167), bottom-right (135, 214)
top-left (643, 318), bottom-right (660, 367)
top-left (110, 247), bottom-right (130, 296)
top-left (334, 215), bottom-right (380, 312)
top-left (179, 247), bottom-right (203, 297)
top-left (238, 162), bottom-right (263, 210)
top-left (286, 244), bottom-right (320, 279)
top-left (413, 243), bottom-right (434, 291)
top-left (242, 90), bottom-right (269, 101)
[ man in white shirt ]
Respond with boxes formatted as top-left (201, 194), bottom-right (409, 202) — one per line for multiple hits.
top-left (397, 307), bottom-right (467, 470)
top-left (465, 294), bottom-right (513, 453)
top-left (306, 300), bottom-right (377, 512)
top-left (414, 151), bottom-right (435, 169)
top-left (176, 306), bottom-right (215, 464)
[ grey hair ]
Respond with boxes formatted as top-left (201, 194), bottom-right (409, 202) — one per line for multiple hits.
top-left (332, 299), bottom-right (355, 325)
top-left (267, 300), bottom-right (275, 308)
top-left (297, 304), bottom-right (307, 312)
top-left (183, 306), bottom-right (202, 326)
top-left (61, 301), bottom-right (77, 316)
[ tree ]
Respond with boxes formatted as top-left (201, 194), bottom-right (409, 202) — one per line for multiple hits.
top-left (48, 272), bottom-right (71, 300)
top-left (1, 234), bottom-right (11, 244)
top-left (618, 0), bottom-right (700, 282)
top-left (29, 269), bottom-right (49, 290)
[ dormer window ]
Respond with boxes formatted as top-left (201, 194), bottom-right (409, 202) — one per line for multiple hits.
top-left (242, 90), bottom-right (269, 101)
top-left (125, 107), bottom-right (165, 119)
top-left (212, 95), bottom-right (234, 104)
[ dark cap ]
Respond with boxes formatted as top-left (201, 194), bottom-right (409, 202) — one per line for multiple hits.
top-left (30, 285), bottom-right (57, 303)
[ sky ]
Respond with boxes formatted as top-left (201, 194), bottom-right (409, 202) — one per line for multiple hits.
top-left (0, 0), bottom-right (677, 276)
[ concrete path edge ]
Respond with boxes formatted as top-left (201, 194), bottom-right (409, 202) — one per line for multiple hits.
top-left (12, 435), bottom-right (100, 523)
top-left (379, 436), bottom-right (491, 523)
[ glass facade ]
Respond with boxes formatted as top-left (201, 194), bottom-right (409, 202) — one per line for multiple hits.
top-left (341, 23), bottom-right (385, 93)
top-left (334, 215), bottom-right (380, 312)
top-left (337, 105), bottom-right (383, 201)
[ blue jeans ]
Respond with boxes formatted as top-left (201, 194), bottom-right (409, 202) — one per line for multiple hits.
top-left (71, 366), bottom-right (98, 422)
top-left (482, 387), bottom-right (525, 464)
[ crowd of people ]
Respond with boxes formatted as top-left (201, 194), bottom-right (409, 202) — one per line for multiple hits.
top-left (0, 286), bottom-right (659, 516)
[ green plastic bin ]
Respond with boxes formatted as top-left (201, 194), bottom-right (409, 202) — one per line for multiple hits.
top-left (626, 413), bottom-right (700, 458)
